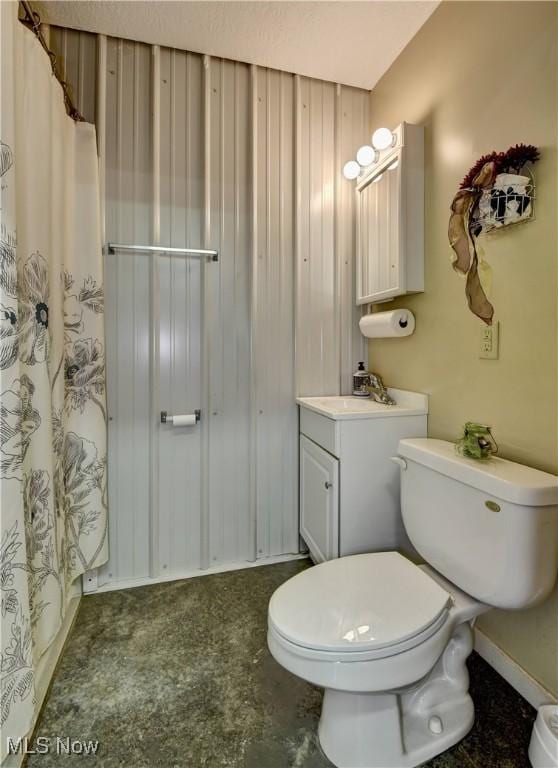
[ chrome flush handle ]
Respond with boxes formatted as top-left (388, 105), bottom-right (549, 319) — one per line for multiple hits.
top-left (390, 456), bottom-right (407, 470)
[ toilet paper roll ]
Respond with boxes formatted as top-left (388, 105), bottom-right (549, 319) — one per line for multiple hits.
top-left (359, 309), bottom-right (415, 339)
top-left (170, 413), bottom-right (197, 427)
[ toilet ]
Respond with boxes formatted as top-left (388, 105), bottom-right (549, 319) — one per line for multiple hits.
top-left (267, 438), bottom-right (558, 768)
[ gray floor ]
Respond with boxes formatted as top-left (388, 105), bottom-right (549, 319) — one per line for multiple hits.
top-left (28, 559), bottom-right (536, 767)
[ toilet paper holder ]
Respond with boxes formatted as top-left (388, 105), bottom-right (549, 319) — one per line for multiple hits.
top-left (160, 410), bottom-right (201, 424)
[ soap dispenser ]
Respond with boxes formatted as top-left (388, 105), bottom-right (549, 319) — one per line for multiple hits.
top-left (353, 362), bottom-right (371, 398)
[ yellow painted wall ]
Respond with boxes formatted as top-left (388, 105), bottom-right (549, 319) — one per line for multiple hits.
top-left (367, 1), bottom-right (558, 696)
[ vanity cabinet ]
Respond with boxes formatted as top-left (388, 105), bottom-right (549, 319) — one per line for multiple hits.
top-left (298, 390), bottom-right (428, 564)
top-left (356, 123), bottom-right (424, 305)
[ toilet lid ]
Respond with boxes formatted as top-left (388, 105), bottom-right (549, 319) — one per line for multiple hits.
top-left (268, 552), bottom-right (451, 653)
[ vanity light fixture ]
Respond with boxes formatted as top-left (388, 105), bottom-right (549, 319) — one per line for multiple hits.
top-left (356, 145), bottom-right (378, 168)
top-left (343, 160), bottom-right (361, 180)
top-left (343, 127), bottom-right (397, 180)
top-left (372, 127), bottom-right (396, 151)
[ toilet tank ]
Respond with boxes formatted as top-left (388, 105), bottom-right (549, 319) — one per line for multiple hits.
top-left (397, 438), bottom-right (558, 609)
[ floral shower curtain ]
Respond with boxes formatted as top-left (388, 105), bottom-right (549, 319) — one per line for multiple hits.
top-left (1, 2), bottom-right (108, 756)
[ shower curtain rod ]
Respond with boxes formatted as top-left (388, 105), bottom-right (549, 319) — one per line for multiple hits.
top-left (19, 0), bottom-right (84, 122)
top-left (107, 243), bottom-right (219, 262)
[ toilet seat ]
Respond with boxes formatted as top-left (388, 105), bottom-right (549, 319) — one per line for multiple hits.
top-left (268, 552), bottom-right (452, 660)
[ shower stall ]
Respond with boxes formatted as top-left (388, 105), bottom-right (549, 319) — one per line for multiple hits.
top-left (47, 29), bottom-right (368, 592)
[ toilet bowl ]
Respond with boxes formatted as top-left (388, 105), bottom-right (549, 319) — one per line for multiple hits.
top-left (268, 552), bottom-right (487, 767)
top-left (268, 438), bottom-right (558, 768)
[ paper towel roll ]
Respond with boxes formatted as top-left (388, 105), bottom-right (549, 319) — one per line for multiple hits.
top-left (359, 309), bottom-right (415, 339)
top-left (170, 413), bottom-right (197, 427)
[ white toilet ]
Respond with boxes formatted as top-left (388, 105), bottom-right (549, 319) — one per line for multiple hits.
top-left (268, 438), bottom-right (558, 768)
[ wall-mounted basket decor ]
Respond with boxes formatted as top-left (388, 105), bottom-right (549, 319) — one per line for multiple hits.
top-left (448, 143), bottom-right (540, 325)
top-left (474, 170), bottom-right (535, 233)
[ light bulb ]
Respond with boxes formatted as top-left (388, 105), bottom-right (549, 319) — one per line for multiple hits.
top-left (343, 160), bottom-right (360, 180)
top-left (356, 145), bottom-right (377, 168)
top-left (371, 127), bottom-right (395, 151)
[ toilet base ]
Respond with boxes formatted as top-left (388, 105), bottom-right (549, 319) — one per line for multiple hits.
top-left (318, 623), bottom-right (475, 768)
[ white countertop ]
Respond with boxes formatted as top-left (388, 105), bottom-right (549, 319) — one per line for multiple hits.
top-left (296, 388), bottom-right (428, 420)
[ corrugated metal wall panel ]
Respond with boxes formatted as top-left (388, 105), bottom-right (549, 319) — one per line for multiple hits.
top-left (295, 78), bottom-right (369, 397)
top-left (254, 68), bottom-right (298, 557)
top-left (296, 77), bottom-right (338, 397)
top-left (338, 86), bottom-right (368, 394)
top-left (100, 38), bottom-right (154, 584)
top-left (49, 27), bottom-right (369, 588)
top-left (157, 48), bottom-right (204, 574)
top-left (206, 58), bottom-right (253, 566)
top-left (48, 26), bottom-right (97, 123)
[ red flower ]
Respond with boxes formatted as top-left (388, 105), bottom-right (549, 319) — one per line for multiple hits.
top-left (460, 144), bottom-right (539, 189)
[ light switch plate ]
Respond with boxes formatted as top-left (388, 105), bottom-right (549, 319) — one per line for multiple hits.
top-left (479, 321), bottom-right (499, 359)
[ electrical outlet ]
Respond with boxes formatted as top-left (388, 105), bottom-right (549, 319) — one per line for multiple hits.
top-left (479, 321), bottom-right (499, 359)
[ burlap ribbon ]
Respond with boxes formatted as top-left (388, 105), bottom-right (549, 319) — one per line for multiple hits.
top-left (448, 161), bottom-right (497, 325)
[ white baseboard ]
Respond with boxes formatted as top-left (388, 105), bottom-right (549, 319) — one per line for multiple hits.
top-left (2, 591), bottom-right (81, 768)
top-left (474, 627), bottom-right (557, 709)
top-left (86, 552), bottom-right (309, 594)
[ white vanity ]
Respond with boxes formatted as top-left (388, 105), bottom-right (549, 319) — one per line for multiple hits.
top-left (297, 390), bottom-right (428, 563)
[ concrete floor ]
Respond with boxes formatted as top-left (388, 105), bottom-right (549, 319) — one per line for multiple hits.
top-left (28, 559), bottom-right (536, 767)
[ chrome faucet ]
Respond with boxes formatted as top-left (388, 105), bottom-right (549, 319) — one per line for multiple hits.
top-left (367, 373), bottom-right (396, 405)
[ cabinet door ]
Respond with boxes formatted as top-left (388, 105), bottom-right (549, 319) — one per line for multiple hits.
top-left (300, 436), bottom-right (339, 563)
top-left (356, 153), bottom-right (403, 304)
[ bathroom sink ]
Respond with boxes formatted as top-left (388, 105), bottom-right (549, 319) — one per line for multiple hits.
top-left (296, 389), bottom-right (428, 420)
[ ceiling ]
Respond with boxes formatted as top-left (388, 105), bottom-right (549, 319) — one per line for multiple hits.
top-left (37, 1), bottom-right (439, 90)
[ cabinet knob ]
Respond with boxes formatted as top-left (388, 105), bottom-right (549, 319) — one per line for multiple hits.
top-left (324, 482), bottom-right (333, 490)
